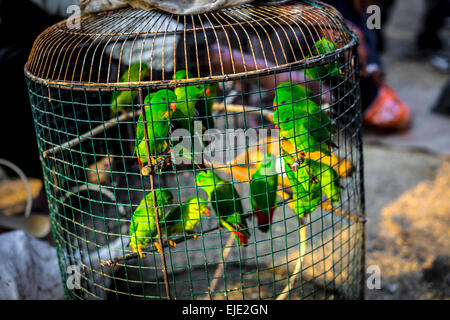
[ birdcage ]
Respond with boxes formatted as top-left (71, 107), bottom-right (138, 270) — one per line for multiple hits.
top-left (25, 0), bottom-right (365, 300)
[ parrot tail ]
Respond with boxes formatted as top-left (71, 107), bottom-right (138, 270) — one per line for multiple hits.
top-left (255, 206), bottom-right (275, 233)
top-left (221, 220), bottom-right (250, 247)
top-left (232, 230), bottom-right (249, 247)
top-left (138, 159), bottom-right (144, 170)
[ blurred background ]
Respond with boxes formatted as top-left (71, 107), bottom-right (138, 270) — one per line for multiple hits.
top-left (0, 0), bottom-right (448, 299)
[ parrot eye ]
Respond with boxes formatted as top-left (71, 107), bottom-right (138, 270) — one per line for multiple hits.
top-left (196, 85), bottom-right (201, 89)
top-left (281, 100), bottom-right (286, 104)
top-left (161, 97), bottom-right (166, 101)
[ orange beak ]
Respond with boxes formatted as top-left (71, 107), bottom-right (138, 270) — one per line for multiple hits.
top-left (273, 102), bottom-right (277, 111)
top-left (170, 103), bottom-right (177, 112)
top-left (205, 88), bottom-right (210, 97)
top-left (203, 209), bottom-right (210, 216)
top-left (275, 125), bottom-right (279, 129)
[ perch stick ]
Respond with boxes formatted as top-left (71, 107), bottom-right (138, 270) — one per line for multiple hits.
top-left (281, 139), bottom-right (354, 178)
top-left (138, 88), bottom-right (171, 300)
top-left (100, 227), bottom-right (219, 267)
top-left (276, 219), bottom-right (307, 300)
top-left (213, 103), bottom-right (274, 121)
top-left (211, 146), bottom-right (361, 222)
top-left (217, 163), bottom-right (362, 222)
top-left (213, 102), bottom-right (353, 178)
top-left (207, 233), bottom-right (236, 300)
top-left (42, 109), bottom-right (140, 158)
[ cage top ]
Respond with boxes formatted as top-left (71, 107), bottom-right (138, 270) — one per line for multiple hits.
top-left (26, 0), bottom-right (354, 87)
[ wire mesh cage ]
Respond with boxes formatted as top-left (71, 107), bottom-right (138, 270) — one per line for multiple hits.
top-left (25, 0), bottom-right (365, 300)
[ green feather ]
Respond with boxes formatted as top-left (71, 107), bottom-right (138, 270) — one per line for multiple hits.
top-left (283, 155), bottom-right (321, 218)
top-left (273, 83), bottom-right (335, 154)
top-left (110, 62), bottom-right (150, 116)
top-left (134, 89), bottom-right (177, 166)
top-left (305, 38), bottom-right (340, 81)
top-left (199, 82), bottom-right (219, 130)
top-left (164, 197), bottom-right (210, 236)
top-left (283, 155), bottom-right (341, 219)
top-left (129, 190), bottom-right (174, 250)
top-left (172, 70), bottom-right (206, 132)
top-left (250, 154), bottom-right (278, 233)
top-left (196, 171), bottom-right (250, 246)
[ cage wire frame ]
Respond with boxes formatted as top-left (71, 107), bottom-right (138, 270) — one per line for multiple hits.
top-left (25, 0), bottom-right (366, 300)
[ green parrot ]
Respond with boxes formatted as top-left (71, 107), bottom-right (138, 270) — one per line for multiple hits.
top-left (195, 171), bottom-right (250, 247)
top-left (249, 154), bottom-right (278, 233)
top-left (305, 37), bottom-right (340, 81)
top-left (274, 82), bottom-right (334, 135)
top-left (283, 154), bottom-right (322, 218)
top-left (134, 89), bottom-right (177, 169)
top-left (129, 189), bottom-right (174, 258)
top-left (110, 62), bottom-right (150, 116)
top-left (273, 83), bottom-right (336, 156)
top-left (283, 154), bottom-right (341, 218)
top-left (163, 196), bottom-right (210, 237)
top-left (172, 70), bottom-right (207, 132)
top-left (300, 158), bottom-right (341, 205)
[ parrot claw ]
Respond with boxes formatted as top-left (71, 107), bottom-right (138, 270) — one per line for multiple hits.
top-left (153, 242), bottom-right (163, 253)
top-left (141, 155), bottom-right (171, 175)
top-left (141, 165), bottom-right (153, 176)
top-left (131, 244), bottom-right (146, 259)
top-left (137, 245), bottom-right (146, 259)
top-left (168, 239), bottom-right (177, 247)
top-left (322, 200), bottom-right (332, 211)
top-left (322, 200), bottom-right (347, 217)
top-left (187, 231), bottom-right (199, 239)
top-left (292, 157), bottom-right (304, 172)
top-left (157, 158), bottom-right (169, 172)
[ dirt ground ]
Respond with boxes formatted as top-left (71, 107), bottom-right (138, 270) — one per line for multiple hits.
top-left (364, 147), bottom-right (450, 299)
top-left (362, 0), bottom-right (450, 300)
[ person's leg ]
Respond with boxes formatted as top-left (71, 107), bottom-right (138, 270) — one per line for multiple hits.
top-left (417, 0), bottom-right (450, 51)
top-left (325, 0), bottom-right (412, 131)
top-left (375, 0), bottom-right (396, 52)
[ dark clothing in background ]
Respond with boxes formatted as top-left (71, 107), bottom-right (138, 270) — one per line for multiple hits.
top-left (324, 0), bottom-right (382, 67)
top-left (0, 1), bottom-right (60, 178)
top-left (417, 0), bottom-right (450, 50)
top-left (323, 0), bottom-right (382, 110)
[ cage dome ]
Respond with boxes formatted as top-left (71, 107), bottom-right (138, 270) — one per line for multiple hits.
top-left (26, 1), bottom-right (355, 86)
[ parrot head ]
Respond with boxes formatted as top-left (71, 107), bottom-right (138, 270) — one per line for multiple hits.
top-left (273, 82), bottom-right (313, 109)
top-left (312, 37), bottom-right (337, 56)
top-left (152, 189), bottom-right (174, 205)
top-left (206, 82), bottom-right (219, 97)
top-left (195, 170), bottom-right (221, 189)
top-left (259, 153), bottom-right (278, 176)
top-left (145, 89), bottom-right (177, 119)
top-left (127, 62), bottom-right (150, 79)
top-left (157, 189), bottom-right (174, 205)
top-left (142, 189), bottom-right (174, 209)
top-left (173, 70), bottom-right (208, 100)
top-left (173, 70), bottom-right (192, 81)
top-left (187, 197), bottom-right (210, 217)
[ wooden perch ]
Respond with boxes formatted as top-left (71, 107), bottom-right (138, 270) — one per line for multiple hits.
top-left (100, 227), bottom-right (219, 268)
top-left (42, 109), bottom-right (140, 158)
top-left (213, 103), bottom-right (274, 121)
